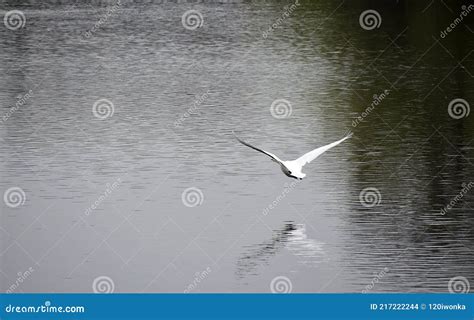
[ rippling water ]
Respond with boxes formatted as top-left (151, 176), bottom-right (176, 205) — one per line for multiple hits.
top-left (1, 1), bottom-right (473, 293)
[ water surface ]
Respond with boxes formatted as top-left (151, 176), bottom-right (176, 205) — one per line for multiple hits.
top-left (0, 0), bottom-right (473, 293)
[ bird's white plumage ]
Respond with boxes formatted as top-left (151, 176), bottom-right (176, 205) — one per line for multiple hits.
top-left (235, 132), bottom-right (352, 180)
top-left (294, 132), bottom-right (353, 167)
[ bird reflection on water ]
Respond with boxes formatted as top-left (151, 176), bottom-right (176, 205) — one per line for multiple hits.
top-left (236, 222), bottom-right (326, 279)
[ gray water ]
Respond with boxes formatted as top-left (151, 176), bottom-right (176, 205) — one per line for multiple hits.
top-left (1, 1), bottom-right (473, 293)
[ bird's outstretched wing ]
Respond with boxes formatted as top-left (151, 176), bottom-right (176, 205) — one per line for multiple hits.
top-left (234, 133), bottom-right (283, 163)
top-left (294, 132), bottom-right (353, 167)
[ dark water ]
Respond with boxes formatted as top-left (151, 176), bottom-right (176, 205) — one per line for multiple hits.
top-left (0, 0), bottom-right (473, 293)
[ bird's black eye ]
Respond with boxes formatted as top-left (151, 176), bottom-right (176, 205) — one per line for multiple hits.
top-left (288, 171), bottom-right (292, 174)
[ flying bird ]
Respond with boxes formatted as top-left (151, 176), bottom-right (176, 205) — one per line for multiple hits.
top-left (234, 132), bottom-right (353, 180)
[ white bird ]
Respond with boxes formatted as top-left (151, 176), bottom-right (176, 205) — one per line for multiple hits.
top-left (235, 132), bottom-right (353, 180)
